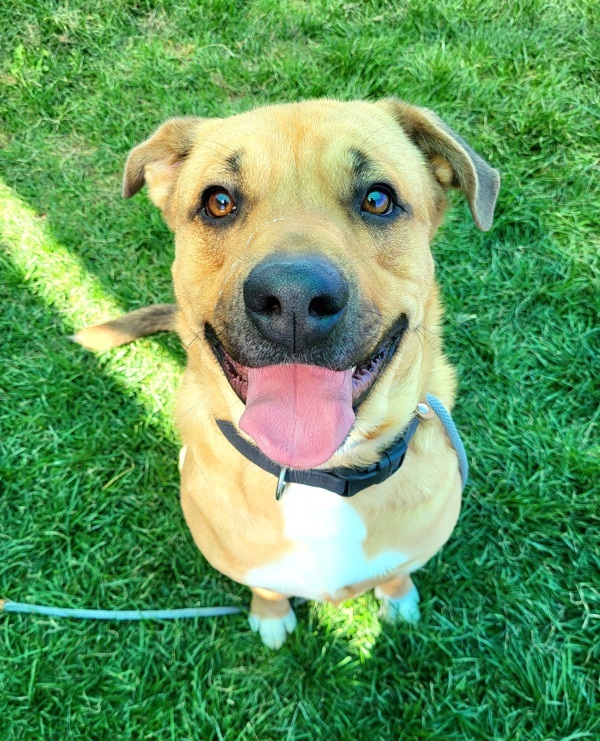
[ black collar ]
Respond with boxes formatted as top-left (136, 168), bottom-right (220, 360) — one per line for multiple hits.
top-left (215, 416), bottom-right (421, 499)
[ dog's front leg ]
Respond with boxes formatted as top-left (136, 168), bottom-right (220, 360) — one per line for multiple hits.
top-left (375, 574), bottom-right (421, 623)
top-left (248, 587), bottom-right (297, 649)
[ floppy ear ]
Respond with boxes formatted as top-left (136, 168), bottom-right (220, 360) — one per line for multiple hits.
top-left (122, 117), bottom-right (204, 211)
top-left (380, 99), bottom-right (500, 231)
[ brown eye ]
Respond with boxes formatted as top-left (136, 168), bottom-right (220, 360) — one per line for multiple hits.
top-left (205, 188), bottom-right (236, 218)
top-left (361, 186), bottom-right (394, 216)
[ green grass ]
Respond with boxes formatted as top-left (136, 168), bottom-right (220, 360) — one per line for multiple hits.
top-left (1, 0), bottom-right (598, 738)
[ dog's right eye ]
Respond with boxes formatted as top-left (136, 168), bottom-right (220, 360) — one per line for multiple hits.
top-left (361, 185), bottom-right (394, 216)
top-left (203, 188), bottom-right (237, 218)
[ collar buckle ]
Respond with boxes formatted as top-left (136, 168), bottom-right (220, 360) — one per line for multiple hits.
top-left (333, 448), bottom-right (405, 497)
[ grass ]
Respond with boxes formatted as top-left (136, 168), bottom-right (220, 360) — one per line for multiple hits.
top-left (0, 0), bottom-right (598, 737)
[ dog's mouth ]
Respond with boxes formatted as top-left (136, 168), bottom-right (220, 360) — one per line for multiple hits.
top-left (205, 318), bottom-right (407, 410)
top-left (205, 318), bottom-right (407, 470)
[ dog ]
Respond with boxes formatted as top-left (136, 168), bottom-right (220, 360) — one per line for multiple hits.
top-left (74, 99), bottom-right (499, 648)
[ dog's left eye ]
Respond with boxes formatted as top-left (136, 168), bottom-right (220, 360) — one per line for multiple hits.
top-left (361, 186), bottom-right (394, 216)
top-left (203, 188), bottom-right (237, 218)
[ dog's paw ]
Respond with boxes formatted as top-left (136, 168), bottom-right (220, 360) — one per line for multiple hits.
top-left (375, 584), bottom-right (421, 624)
top-left (248, 609), bottom-right (297, 649)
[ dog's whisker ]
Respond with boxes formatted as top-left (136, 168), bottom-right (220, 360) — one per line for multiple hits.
top-left (192, 138), bottom-right (239, 160)
top-left (354, 121), bottom-right (403, 152)
top-left (414, 326), bottom-right (436, 352)
top-left (418, 324), bottom-right (443, 339)
top-left (183, 328), bottom-right (210, 353)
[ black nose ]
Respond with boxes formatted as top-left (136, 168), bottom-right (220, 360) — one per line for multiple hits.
top-left (243, 254), bottom-right (349, 353)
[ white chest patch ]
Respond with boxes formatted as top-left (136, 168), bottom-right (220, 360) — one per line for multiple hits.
top-left (244, 484), bottom-right (409, 601)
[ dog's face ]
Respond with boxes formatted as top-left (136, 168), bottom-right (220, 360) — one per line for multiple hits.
top-left (124, 99), bottom-right (499, 468)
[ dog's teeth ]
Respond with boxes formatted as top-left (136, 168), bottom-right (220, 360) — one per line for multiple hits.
top-left (351, 366), bottom-right (357, 373)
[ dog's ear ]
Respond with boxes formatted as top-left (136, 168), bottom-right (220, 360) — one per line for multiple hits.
top-left (122, 117), bottom-right (204, 211)
top-left (380, 99), bottom-right (500, 231)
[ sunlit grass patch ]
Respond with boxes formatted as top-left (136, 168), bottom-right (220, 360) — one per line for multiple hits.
top-left (0, 179), bottom-right (181, 422)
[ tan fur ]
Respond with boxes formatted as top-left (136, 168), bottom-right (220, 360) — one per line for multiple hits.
top-left (77, 99), bottom-right (499, 641)
top-left (376, 574), bottom-right (415, 600)
top-left (250, 589), bottom-right (292, 620)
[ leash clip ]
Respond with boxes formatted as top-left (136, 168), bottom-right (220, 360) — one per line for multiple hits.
top-left (275, 467), bottom-right (288, 501)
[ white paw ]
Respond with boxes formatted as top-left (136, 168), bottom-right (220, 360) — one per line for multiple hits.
top-left (248, 609), bottom-right (297, 649)
top-left (375, 584), bottom-right (421, 624)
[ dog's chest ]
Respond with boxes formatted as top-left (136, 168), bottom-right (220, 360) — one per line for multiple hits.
top-left (244, 484), bottom-right (408, 601)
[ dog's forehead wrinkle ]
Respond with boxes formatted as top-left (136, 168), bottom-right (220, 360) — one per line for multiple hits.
top-left (349, 148), bottom-right (377, 178)
top-left (224, 150), bottom-right (243, 175)
top-left (204, 107), bottom-right (405, 191)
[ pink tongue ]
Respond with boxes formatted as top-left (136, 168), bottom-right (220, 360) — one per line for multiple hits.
top-left (239, 364), bottom-right (355, 469)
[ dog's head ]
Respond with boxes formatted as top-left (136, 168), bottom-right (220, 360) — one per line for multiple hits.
top-left (123, 100), bottom-right (499, 469)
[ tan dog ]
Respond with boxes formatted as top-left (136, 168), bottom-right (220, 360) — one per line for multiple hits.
top-left (75, 99), bottom-right (499, 648)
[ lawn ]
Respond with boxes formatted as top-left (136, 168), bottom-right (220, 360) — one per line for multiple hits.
top-left (0, 0), bottom-right (598, 738)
